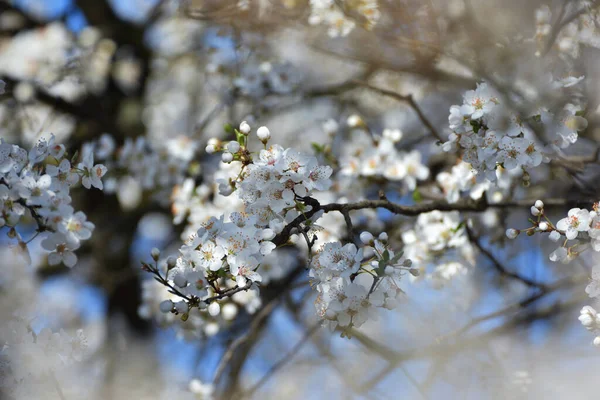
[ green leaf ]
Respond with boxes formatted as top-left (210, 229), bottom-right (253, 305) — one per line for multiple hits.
top-left (391, 250), bottom-right (404, 264)
top-left (311, 142), bottom-right (325, 154)
top-left (412, 188), bottom-right (423, 203)
top-left (452, 221), bottom-right (465, 233)
top-left (377, 260), bottom-right (386, 275)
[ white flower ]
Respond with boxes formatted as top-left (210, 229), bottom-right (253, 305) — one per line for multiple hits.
top-left (59, 211), bottom-right (94, 245)
top-left (193, 240), bottom-right (225, 271)
top-left (556, 208), bottom-right (591, 240)
top-left (461, 82), bottom-right (498, 120)
top-left (229, 256), bottom-right (261, 288)
top-left (41, 232), bottom-right (80, 267)
top-left (549, 247), bottom-right (571, 263)
top-left (401, 150), bottom-right (429, 190)
top-left (78, 153), bottom-right (107, 190)
top-left (17, 174), bottom-right (52, 206)
top-left (585, 266), bottom-right (600, 298)
top-left (46, 159), bottom-right (78, 191)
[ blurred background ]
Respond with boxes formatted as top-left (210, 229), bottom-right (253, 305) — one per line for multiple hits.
top-left (1, 0), bottom-right (600, 399)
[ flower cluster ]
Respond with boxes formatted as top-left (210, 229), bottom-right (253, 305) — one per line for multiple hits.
top-left (506, 201), bottom-right (600, 264)
top-left (402, 211), bottom-right (473, 286)
top-left (340, 126), bottom-right (429, 190)
top-left (579, 305), bottom-right (600, 347)
top-left (580, 266), bottom-right (600, 346)
top-left (442, 82), bottom-right (586, 182)
top-left (308, 0), bottom-right (380, 37)
top-left (436, 161), bottom-right (518, 205)
top-left (171, 174), bottom-right (244, 240)
top-left (210, 123), bottom-right (333, 226)
top-left (147, 123), bottom-right (334, 326)
top-left (310, 231), bottom-right (412, 334)
top-left (1, 135), bottom-right (106, 267)
top-left (84, 134), bottom-right (193, 209)
top-left (139, 261), bottom-right (261, 339)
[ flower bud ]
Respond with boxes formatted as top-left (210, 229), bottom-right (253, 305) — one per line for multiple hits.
top-left (378, 232), bottom-right (388, 242)
top-left (257, 126), bottom-right (271, 142)
top-left (534, 200), bottom-right (544, 209)
top-left (239, 121), bottom-right (251, 135)
top-left (580, 313), bottom-right (595, 328)
top-left (173, 274), bottom-right (187, 288)
top-left (261, 228), bottom-right (275, 240)
top-left (226, 141), bottom-right (240, 154)
top-left (151, 247), bottom-right (160, 261)
top-left (174, 300), bottom-right (188, 314)
top-left (222, 152), bottom-right (234, 163)
top-left (166, 256), bottom-right (177, 269)
top-left (538, 222), bottom-right (549, 231)
top-left (506, 228), bottom-right (519, 239)
top-left (205, 144), bottom-right (216, 154)
top-left (159, 300), bottom-right (173, 313)
top-left (530, 206), bottom-right (540, 216)
top-left (549, 230), bottom-right (561, 242)
top-left (359, 231), bottom-right (374, 244)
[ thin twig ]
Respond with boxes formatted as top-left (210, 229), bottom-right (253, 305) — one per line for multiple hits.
top-left (465, 225), bottom-right (547, 289)
top-left (350, 80), bottom-right (444, 142)
top-left (213, 297), bottom-right (280, 385)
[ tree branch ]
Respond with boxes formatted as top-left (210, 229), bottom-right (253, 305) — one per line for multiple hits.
top-left (465, 225), bottom-right (547, 289)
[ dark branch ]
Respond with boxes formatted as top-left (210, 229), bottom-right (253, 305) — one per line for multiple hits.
top-left (465, 225), bottom-right (547, 289)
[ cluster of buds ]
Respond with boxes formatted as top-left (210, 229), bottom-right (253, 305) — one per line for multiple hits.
top-left (508, 200), bottom-right (600, 264)
top-left (506, 200), bottom-right (551, 239)
top-left (205, 121), bottom-right (272, 165)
